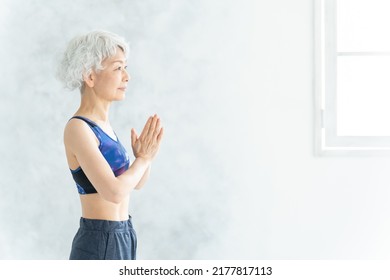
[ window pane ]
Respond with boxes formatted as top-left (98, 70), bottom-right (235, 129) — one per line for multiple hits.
top-left (337, 56), bottom-right (390, 136)
top-left (337, 0), bottom-right (390, 52)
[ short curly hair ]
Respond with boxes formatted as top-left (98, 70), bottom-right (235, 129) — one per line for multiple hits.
top-left (57, 30), bottom-right (129, 91)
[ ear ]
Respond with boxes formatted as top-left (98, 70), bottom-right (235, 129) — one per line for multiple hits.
top-left (83, 71), bottom-right (95, 88)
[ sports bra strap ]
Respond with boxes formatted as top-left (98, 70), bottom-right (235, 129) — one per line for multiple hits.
top-left (69, 116), bottom-right (102, 144)
top-left (70, 116), bottom-right (98, 127)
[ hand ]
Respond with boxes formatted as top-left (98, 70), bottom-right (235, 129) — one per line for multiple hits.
top-left (131, 114), bottom-right (164, 161)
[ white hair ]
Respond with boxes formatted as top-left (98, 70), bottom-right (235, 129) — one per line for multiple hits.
top-left (57, 30), bottom-right (129, 91)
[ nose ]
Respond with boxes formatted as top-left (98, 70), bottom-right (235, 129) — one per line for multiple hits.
top-left (123, 69), bottom-right (131, 82)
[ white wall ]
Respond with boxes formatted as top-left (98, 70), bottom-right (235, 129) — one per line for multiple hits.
top-left (1, 0), bottom-right (390, 260)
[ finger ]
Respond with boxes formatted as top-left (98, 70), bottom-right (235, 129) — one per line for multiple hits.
top-left (147, 114), bottom-right (158, 135)
top-left (139, 116), bottom-right (153, 139)
top-left (131, 128), bottom-right (138, 146)
top-left (157, 127), bottom-right (164, 143)
top-left (153, 118), bottom-right (161, 138)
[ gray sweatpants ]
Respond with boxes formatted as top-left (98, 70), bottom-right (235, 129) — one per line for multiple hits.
top-left (69, 216), bottom-right (137, 260)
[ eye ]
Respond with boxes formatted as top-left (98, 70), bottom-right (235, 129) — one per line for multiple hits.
top-left (115, 65), bottom-right (128, 71)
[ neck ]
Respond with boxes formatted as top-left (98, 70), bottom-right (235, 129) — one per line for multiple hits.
top-left (76, 88), bottom-right (111, 123)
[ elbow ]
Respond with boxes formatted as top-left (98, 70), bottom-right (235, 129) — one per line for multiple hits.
top-left (100, 179), bottom-right (137, 204)
top-left (98, 190), bottom-right (123, 204)
top-left (100, 182), bottom-right (128, 204)
top-left (106, 193), bottom-right (124, 204)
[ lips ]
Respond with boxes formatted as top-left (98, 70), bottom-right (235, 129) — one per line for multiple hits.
top-left (118, 87), bottom-right (127, 91)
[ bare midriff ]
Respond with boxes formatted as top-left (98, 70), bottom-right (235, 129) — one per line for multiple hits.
top-left (79, 193), bottom-right (130, 221)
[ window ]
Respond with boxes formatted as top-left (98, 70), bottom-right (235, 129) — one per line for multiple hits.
top-left (315, 0), bottom-right (390, 155)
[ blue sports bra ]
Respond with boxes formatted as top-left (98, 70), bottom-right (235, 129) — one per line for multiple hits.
top-left (69, 116), bottom-right (130, 194)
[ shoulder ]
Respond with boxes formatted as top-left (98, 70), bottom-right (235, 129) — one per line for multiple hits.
top-left (64, 118), bottom-right (98, 151)
top-left (64, 117), bottom-right (90, 138)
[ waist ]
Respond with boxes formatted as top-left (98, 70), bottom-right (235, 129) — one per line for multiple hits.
top-left (79, 216), bottom-right (134, 232)
top-left (80, 193), bottom-right (130, 221)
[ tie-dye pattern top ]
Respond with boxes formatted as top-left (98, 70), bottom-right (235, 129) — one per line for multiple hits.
top-left (69, 116), bottom-right (130, 194)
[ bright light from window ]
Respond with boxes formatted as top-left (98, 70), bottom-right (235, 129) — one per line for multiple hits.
top-left (337, 0), bottom-right (390, 52)
top-left (337, 56), bottom-right (390, 136)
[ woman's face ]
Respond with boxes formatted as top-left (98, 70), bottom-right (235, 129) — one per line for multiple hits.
top-left (92, 47), bottom-right (130, 101)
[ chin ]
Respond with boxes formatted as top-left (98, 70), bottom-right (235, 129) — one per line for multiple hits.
top-left (113, 93), bottom-right (126, 101)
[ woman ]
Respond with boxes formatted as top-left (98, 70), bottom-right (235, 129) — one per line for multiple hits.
top-left (57, 30), bottom-right (164, 260)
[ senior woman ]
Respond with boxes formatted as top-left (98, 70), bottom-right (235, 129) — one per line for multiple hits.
top-left (57, 30), bottom-right (163, 260)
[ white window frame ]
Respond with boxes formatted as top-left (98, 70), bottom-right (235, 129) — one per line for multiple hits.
top-left (315, 0), bottom-right (390, 156)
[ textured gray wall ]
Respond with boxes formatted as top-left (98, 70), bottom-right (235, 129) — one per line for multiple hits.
top-left (2, 0), bottom-right (390, 260)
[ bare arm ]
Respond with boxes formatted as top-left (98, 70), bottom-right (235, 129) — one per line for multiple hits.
top-left (64, 115), bottom-right (163, 203)
top-left (134, 165), bottom-right (151, 190)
